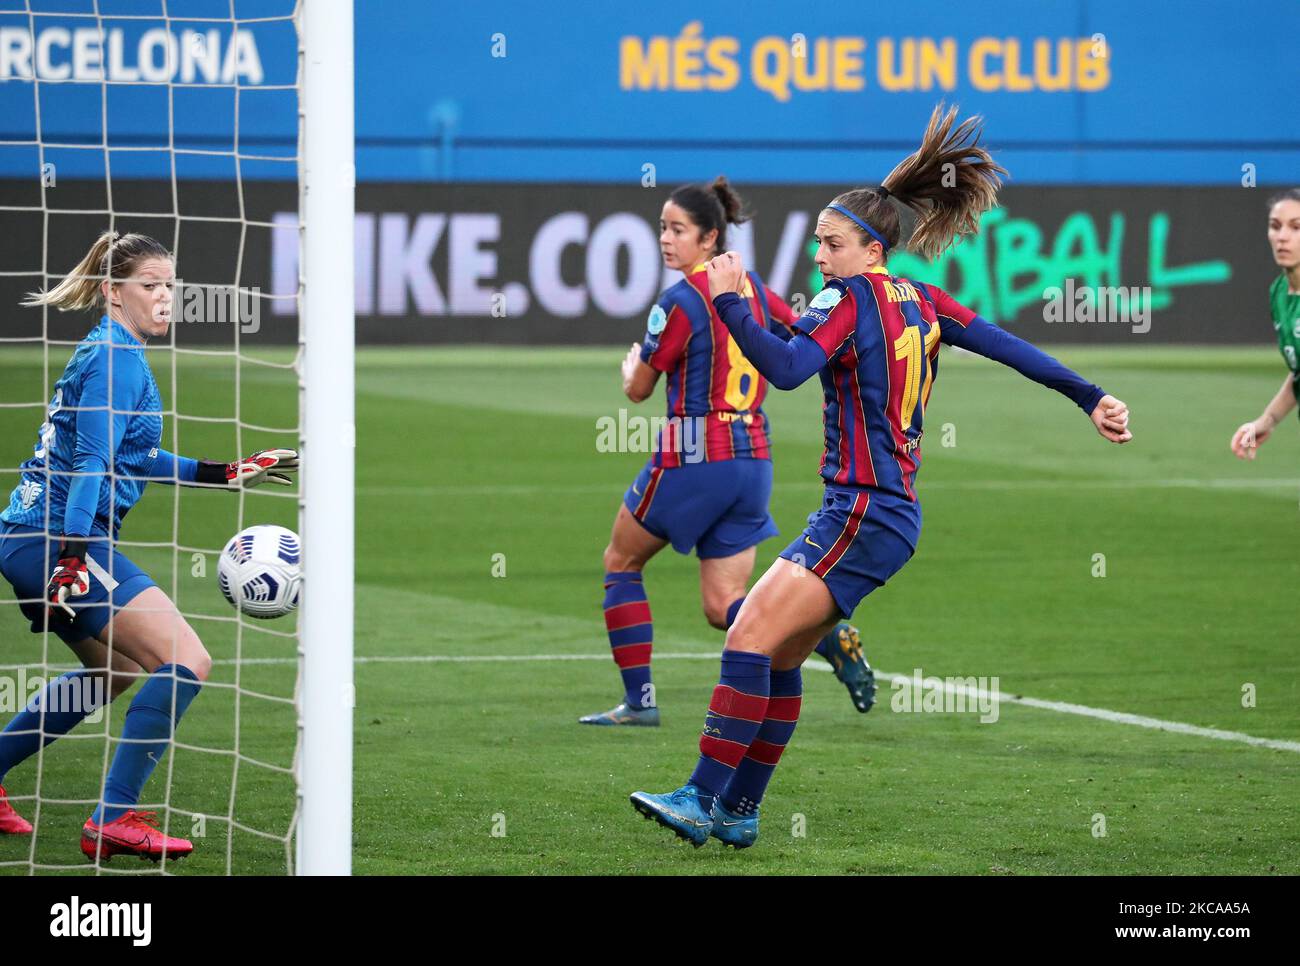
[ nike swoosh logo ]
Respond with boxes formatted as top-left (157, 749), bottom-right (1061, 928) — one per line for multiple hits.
top-left (658, 806), bottom-right (710, 827)
top-left (93, 827), bottom-right (150, 847)
top-left (804, 536), bottom-right (824, 550)
top-left (719, 819), bottom-right (747, 827)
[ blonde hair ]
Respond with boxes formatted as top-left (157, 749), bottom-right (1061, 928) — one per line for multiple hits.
top-left (828, 103), bottom-right (1007, 260)
top-left (23, 230), bottom-right (171, 311)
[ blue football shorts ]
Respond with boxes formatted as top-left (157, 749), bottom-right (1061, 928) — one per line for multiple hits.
top-left (0, 523), bottom-right (156, 645)
top-left (623, 458), bottom-right (779, 560)
top-left (777, 484), bottom-right (920, 618)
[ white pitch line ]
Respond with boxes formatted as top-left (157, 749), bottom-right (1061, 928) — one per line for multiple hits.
top-left (1002, 692), bottom-right (1300, 753)
top-left (336, 652), bottom-right (1300, 755)
top-left (869, 671), bottom-right (1300, 754)
top-left (7, 651), bottom-right (1296, 754)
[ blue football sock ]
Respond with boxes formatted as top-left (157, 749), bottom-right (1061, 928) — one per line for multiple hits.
top-left (720, 666), bottom-right (802, 815)
top-left (724, 597), bottom-right (745, 629)
top-left (813, 631), bottom-right (833, 660)
top-left (0, 670), bottom-right (108, 785)
top-left (92, 663), bottom-right (201, 824)
top-left (603, 571), bottom-right (655, 708)
top-left (688, 650), bottom-right (771, 808)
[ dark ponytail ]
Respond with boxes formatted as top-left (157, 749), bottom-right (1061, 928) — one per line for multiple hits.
top-left (669, 175), bottom-right (752, 255)
top-left (827, 103), bottom-right (1007, 260)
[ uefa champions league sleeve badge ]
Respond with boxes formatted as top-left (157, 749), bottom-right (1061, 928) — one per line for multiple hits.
top-left (805, 286), bottom-right (843, 326)
top-left (644, 304), bottom-right (667, 350)
top-left (809, 287), bottom-right (843, 311)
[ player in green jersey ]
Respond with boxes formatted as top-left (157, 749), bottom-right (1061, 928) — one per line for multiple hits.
top-left (1231, 189), bottom-right (1300, 460)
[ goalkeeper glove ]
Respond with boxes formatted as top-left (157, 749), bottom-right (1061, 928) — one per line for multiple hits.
top-left (196, 448), bottom-right (300, 488)
top-left (46, 538), bottom-right (89, 619)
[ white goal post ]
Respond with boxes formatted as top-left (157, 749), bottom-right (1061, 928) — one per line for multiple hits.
top-left (297, 0), bottom-right (355, 877)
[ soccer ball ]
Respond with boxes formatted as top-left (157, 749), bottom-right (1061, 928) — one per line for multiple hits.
top-left (217, 524), bottom-right (302, 619)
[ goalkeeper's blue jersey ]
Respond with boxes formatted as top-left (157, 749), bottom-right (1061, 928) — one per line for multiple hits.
top-left (1, 316), bottom-right (163, 538)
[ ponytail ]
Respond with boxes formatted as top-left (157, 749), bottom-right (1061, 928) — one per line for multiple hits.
top-left (23, 230), bottom-right (171, 311)
top-left (827, 103), bottom-right (1007, 260)
top-left (709, 175), bottom-right (751, 230)
top-left (669, 175), bottom-right (752, 254)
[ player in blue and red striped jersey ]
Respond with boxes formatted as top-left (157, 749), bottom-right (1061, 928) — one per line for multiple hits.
top-left (630, 106), bottom-right (1133, 847)
top-left (583, 177), bottom-right (877, 727)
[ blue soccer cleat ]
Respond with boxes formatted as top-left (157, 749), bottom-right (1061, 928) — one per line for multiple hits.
top-left (818, 622), bottom-right (876, 713)
top-left (579, 701), bottom-right (660, 726)
top-left (629, 784), bottom-right (713, 847)
top-left (709, 799), bottom-right (759, 849)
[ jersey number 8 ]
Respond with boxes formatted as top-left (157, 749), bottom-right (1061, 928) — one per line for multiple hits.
top-left (724, 335), bottom-right (760, 412)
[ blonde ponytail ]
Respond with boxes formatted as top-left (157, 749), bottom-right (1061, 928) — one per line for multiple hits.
top-left (23, 230), bottom-right (171, 311)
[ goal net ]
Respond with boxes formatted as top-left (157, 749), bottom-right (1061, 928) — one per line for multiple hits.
top-left (0, 0), bottom-right (352, 875)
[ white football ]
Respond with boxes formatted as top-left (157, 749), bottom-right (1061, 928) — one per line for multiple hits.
top-left (217, 524), bottom-right (302, 619)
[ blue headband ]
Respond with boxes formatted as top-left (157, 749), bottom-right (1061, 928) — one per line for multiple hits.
top-left (827, 203), bottom-right (891, 252)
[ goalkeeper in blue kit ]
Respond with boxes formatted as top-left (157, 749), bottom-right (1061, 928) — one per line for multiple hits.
top-left (0, 231), bottom-right (299, 862)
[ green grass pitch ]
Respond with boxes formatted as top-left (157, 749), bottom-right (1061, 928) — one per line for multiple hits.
top-left (1, 343), bottom-right (1298, 875)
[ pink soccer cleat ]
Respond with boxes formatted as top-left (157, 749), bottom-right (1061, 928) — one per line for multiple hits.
top-left (0, 785), bottom-right (33, 835)
top-left (81, 810), bottom-right (193, 862)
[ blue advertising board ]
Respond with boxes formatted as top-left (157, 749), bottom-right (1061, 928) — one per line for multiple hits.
top-left (1, 0), bottom-right (1296, 184)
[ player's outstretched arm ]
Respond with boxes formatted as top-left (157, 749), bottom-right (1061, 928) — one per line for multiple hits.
top-left (939, 312), bottom-right (1132, 443)
top-left (148, 448), bottom-right (300, 487)
top-left (1230, 373), bottom-right (1296, 459)
top-left (194, 448), bottom-right (300, 488)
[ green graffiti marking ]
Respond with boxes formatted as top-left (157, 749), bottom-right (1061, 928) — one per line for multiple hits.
top-left (806, 207), bottom-right (1231, 321)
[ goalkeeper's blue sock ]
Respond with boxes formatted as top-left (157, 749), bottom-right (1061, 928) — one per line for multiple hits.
top-left (0, 670), bottom-right (107, 784)
top-left (687, 650), bottom-right (771, 809)
top-left (92, 664), bottom-right (201, 824)
top-left (719, 666), bottom-right (802, 815)
top-left (603, 572), bottom-right (655, 708)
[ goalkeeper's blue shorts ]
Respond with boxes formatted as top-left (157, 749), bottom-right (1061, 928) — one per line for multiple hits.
top-left (622, 457), bottom-right (778, 560)
top-left (0, 523), bottom-right (156, 645)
